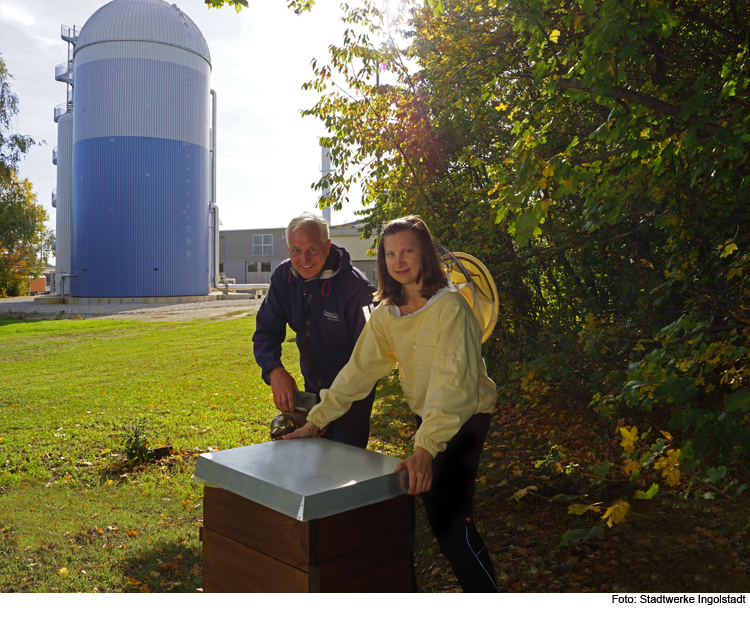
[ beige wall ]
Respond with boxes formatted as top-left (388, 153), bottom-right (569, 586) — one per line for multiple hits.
top-left (329, 230), bottom-right (376, 262)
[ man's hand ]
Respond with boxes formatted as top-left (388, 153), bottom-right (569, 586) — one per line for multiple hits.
top-left (283, 420), bottom-right (320, 440)
top-left (394, 447), bottom-right (433, 495)
top-left (269, 367), bottom-right (299, 413)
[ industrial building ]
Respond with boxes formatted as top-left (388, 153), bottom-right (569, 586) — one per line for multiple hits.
top-left (47, 0), bottom-right (373, 303)
top-left (50, 0), bottom-right (218, 300)
top-left (219, 221), bottom-right (377, 288)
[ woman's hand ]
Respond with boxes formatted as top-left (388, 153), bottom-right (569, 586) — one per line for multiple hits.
top-left (282, 420), bottom-right (320, 440)
top-left (394, 447), bottom-right (433, 495)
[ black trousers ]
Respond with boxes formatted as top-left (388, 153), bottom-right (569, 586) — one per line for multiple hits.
top-left (310, 385), bottom-right (376, 450)
top-left (417, 412), bottom-right (499, 592)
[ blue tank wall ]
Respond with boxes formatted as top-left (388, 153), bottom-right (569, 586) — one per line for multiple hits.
top-left (70, 41), bottom-right (211, 297)
top-left (71, 137), bottom-right (208, 297)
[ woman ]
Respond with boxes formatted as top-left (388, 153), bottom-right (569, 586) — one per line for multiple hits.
top-left (285, 216), bottom-right (499, 592)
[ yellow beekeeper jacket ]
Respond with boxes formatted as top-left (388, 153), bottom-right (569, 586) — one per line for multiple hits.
top-left (307, 287), bottom-right (497, 457)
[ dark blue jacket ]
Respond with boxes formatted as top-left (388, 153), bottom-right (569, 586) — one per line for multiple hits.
top-left (253, 243), bottom-right (377, 394)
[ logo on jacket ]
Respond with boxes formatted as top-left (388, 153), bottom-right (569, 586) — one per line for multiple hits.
top-left (362, 304), bottom-right (374, 322)
top-left (323, 310), bottom-right (340, 322)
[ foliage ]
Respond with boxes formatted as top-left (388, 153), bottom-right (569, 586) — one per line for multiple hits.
top-left (203, 0), bottom-right (315, 16)
top-left (123, 419), bottom-right (150, 463)
top-left (0, 55), bottom-right (50, 297)
top-left (298, 0), bottom-right (750, 516)
top-left (0, 171), bottom-right (50, 297)
top-left (0, 56), bottom-right (36, 184)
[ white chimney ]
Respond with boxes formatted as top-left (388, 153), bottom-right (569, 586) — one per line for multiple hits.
top-left (320, 144), bottom-right (332, 225)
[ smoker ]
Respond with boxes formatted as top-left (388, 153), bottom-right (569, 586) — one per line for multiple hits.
top-left (195, 438), bottom-right (411, 592)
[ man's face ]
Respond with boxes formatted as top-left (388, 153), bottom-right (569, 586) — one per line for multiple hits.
top-left (287, 224), bottom-right (332, 279)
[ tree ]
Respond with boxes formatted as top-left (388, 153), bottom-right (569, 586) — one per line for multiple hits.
top-left (203, 0), bottom-right (315, 16)
top-left (0, 55), bottom-right (47, 296)
top-left (0, 170), bottom-right (49, 296)
top-left (300, 0), bottom-right (750, 494)
top-left (1, 56), bottom-right (36, 185)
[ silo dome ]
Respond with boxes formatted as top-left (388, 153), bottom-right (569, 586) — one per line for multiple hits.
top-left (76, 0), bottom-right (211, 65)
top-left (70, 0), bottom-right (212, 298)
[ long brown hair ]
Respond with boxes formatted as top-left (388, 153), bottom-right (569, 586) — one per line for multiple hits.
top-left (374, 216), bottom-right (448, 307)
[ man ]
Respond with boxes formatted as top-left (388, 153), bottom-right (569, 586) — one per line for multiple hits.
top-left (253, 212), bottom-right (377, 448)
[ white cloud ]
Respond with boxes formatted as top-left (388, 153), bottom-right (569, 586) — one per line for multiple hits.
top-left (0, 3), bottom-right (36, 26)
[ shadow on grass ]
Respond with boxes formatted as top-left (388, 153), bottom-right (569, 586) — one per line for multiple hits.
top-left (116, 539), bottom-right (202, 593)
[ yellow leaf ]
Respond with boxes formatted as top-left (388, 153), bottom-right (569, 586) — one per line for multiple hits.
top-left (728, 267), bottom-right (743, 280)
top-left (660, 430), bottom-right (673, 442)
top-left (495, 103), bottom-right (508, 111)
top-left (619, 426), bottom-right (638, 449)
top-left (574, 15), bottom-right (584, 29)
top-left (622, 460), bottom-right (640, 475)
top-left (58, 567), bottom-right (69, 576)
top-left (654, 448), bottom-right (682, 486)
top-left (549, 29), bottom-right (561, 43)
top-left (568, 504), bottom-right (602, 515)
top-left (602, 500), bottom-right (630, 527)
top-left (721, 242), bottom-right (738, 258)
top-left (510, 485), bottom-right (538, 502)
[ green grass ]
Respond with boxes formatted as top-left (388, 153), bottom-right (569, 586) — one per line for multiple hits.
top-left (0, 313), bottom-right (416, 592)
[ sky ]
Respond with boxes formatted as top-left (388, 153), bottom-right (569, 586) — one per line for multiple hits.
top-left (0, 0), bottom-right (373, 238)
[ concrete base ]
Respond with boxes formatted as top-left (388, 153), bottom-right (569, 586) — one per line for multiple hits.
top-left (219, 292), bottom-right (259, 300)
top-left (34, 292), bottom-right (225, 306)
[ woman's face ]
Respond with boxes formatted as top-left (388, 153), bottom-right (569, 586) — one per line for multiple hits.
top-left (383, 230), bottom-right (423, 290)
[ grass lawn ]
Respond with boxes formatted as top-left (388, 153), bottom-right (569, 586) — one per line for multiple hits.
top-left (0, 313), bottom-right (414, 593)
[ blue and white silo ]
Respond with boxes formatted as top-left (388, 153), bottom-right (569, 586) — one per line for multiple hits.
top-left (70, 0), bottom-right (212, 297)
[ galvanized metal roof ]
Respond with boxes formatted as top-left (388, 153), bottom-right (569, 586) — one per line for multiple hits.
top-left (195, 438), bottom-right (407, 521)
top-left (75, 0), bottom-right (211, 65)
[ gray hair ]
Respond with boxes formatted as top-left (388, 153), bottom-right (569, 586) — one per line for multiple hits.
top-left (286, 212), bottom-right (330, 246)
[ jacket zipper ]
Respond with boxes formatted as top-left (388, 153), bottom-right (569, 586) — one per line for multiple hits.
top-left (304, 284), bottom-right (323, 392)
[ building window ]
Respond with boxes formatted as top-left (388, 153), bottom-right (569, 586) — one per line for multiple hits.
top-left (247, 263), bottom-right (258, 273)
top-left (253, 234), bottom-right (273, 256)
top-left (261, 262), bottom-right (271, 272)
top-left (219, 263), bottom-right (224, 274)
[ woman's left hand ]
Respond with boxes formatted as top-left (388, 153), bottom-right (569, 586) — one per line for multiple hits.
top-left (394, 447), bottom-right (433, 495)
top-left (283, 421), bottom-right (320, 440)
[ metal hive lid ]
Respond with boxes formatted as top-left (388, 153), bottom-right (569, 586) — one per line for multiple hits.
top-left (75, 0), bottom-right (211, 65)
top-left (194, 438), bottom-right (407, 521)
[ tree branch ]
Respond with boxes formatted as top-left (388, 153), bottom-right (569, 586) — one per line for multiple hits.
top-left (555, 78), bottom-right (722, 136)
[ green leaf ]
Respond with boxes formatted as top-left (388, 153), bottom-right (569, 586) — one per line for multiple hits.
top-left (724, 389), bottom-right (750, 414)
top-left (703, 466), bottom-right (727, 485)
top-left (560, 526), bottom-right (603, 546)
top-left (633, 483), bottom-right (659, 500)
